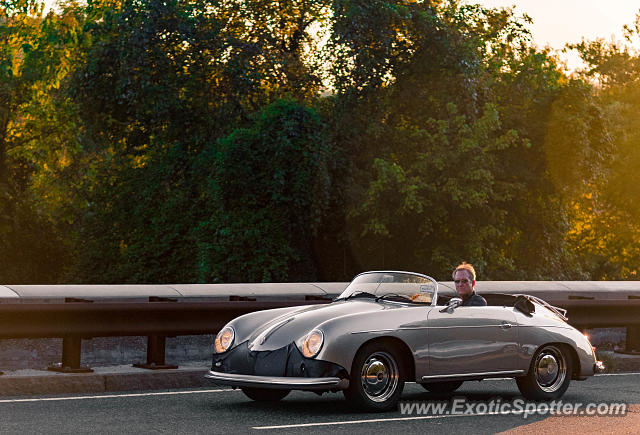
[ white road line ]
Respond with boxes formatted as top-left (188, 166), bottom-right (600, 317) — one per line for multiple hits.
top-left (0, 388), bottom-right (237, 403)
top-left (595, 372), bottom-right (640, 377)
top-left (253, 410), bottom-right (528, 430)
top-left (2, 372), bottom-right (635, 406)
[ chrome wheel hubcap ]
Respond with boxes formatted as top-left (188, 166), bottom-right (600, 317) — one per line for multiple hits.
top-left (360, 351), bottom-right (399, 402)
top-left (535, 346), bottom-right (567, 392)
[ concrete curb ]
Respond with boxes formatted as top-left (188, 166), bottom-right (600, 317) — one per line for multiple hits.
top-left (0, 365), bottom-right (211, 397)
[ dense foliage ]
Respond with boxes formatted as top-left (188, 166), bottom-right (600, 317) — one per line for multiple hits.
top-left (1, 0), bottom-right (639, 283)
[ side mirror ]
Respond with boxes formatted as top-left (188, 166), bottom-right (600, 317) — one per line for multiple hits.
top-left (439, 297), bottom-right (463, 313)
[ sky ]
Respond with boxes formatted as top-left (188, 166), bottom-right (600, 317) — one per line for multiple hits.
top-left (468, 0), bottom-right (640, 70)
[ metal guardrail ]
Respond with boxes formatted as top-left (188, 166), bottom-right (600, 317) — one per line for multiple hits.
top-left (0, 283), bottom-right (344, 373)
top-left (0, 282), bottom-right (348, 300)
top-left (0, 281), bottom-right (639, 373)
top-left (0, 299), bottom-right (326, 372)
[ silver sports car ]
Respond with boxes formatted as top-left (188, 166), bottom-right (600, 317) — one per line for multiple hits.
top-left (206, 271), bottom-right (604, 411)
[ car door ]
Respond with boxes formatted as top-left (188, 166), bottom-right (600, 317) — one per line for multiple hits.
top-left (425, 306), bottom-right (519, 377)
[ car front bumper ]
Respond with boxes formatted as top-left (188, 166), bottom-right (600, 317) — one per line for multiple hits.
top-left (207, 341), bottom-right (349, 391)
top-left (205, 370), bottom-right (349, 390)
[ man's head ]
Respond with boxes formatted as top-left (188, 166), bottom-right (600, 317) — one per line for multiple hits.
top-left (452, 262), bottom-right (476, 300)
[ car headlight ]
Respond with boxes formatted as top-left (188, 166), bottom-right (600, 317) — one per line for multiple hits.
top-left (214, 326), bottom-right (235, 353)
top-left (301, 330), bottom-right (324, 358)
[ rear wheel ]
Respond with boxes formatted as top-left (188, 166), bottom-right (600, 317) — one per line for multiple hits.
top-left (516, 344), bottom-right (572, 400)
top-left (241, 387), bottom-right (290, 402)
top-left (421, 380), bottom-right (464, 394)
top-left (344, 341), bottom-right (405, 412)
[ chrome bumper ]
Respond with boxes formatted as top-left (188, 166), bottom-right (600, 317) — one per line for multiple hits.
top-left (205, 370), bottom-right (349, 390)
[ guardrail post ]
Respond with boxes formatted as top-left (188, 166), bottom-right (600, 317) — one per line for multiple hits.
top-left (132, 297), bottom-right (178, 370)
top-left (47, 298), bottom-right (94, 373)
top-left (47, 337), bottom-right (93, 373)
top-left (626, 326), bottom-right (640, 354)
top-left (133, 336), bottom-right (178, 370)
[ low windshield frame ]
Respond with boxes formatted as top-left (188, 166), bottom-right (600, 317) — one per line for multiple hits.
top-left (337, 271), bottom-right (439, 306)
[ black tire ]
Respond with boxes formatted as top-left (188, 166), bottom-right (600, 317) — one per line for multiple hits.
top-left (344, 341), bottom-right (406, 412)
top-left (421, 380), bottom-right (464, 394)
top-left (241, 387), bottom-right (290, 402)
top-left (516, 344), bottom-right (572, 400)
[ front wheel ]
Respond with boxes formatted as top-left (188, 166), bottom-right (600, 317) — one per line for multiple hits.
top-left (344, 342), bottom-right (405, 412)
top-left (241, 387), bottom-right (290, 402)
top-left (421, 380), bottom-right (464, 394)
top-left (516, 344), bottom-right (572, 400)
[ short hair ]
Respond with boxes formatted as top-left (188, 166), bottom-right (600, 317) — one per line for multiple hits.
top-left (452, 262), bottom-right (476, 281)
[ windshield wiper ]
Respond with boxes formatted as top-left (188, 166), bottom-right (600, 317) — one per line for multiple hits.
top-left (375, 293), bottom-right (408, 303)
top-left (338, 291), bottom-right (376, 301)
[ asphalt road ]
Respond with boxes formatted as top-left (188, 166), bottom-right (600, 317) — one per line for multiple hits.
top-left (1, 373), bottom-right (638, 434)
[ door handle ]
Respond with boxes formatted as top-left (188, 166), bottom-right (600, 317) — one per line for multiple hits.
top-left (500, 322), bottom-right (513, 329)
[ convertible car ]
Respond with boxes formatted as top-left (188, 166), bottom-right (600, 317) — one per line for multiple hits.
top-left (206, 271), bottom-right (604, 411)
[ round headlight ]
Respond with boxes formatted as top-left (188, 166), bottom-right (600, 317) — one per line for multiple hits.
top-left (301, 330), bottom-right (324, 358)
top-left (214, 326), bottom-right (235, 353)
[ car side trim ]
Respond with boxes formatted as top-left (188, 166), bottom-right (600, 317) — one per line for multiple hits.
top-left (426, 325), bottom-right (518, 329)
top-left (350, 329), bottom-right (396, 334)
top-left (205, 370), bottom-right (349, 390)
top-left (421, 370), bottom-right (525, 381)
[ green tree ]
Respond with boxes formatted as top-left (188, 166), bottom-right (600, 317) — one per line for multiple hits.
top-left (565, 17), bottom-right (640, 279)
top-left (196, 99), bottom-right (332, 282)
top-left (324, 1), bottom-right (586, 279)
top-left (348, 103), bottom-right (526, 276)
top-left (65, 0), bottom-right (333, 282)
top-left (1, 0), bottom-right (630, 285)
top-left (0, 0), bottom-right (77, 283)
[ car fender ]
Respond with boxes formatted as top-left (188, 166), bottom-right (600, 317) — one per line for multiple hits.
top-left (314, 304), bottom-right (431, 379)
top-left (225, 305), bottom-right (310, 346)
top-left (516, 318), bottom-right (595, 378)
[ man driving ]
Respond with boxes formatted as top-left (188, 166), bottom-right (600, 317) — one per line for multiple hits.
top-left (452, 262), bottom-right (487, 306)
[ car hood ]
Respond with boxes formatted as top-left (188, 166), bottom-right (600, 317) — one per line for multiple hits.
top-left (243, 299), bottom-right (387, 351)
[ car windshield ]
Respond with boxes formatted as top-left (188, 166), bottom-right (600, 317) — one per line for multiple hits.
top-left (336, 271), bottom-right (438, 305)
